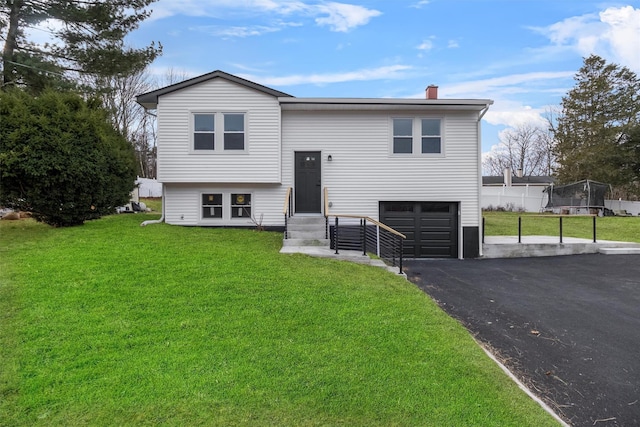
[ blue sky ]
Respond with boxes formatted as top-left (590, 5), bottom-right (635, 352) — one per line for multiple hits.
top-left (126, 0), bottom-right (640, 156)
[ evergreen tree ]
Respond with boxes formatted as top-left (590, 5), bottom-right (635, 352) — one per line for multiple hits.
top-left (619, 125), bottom-right (640, 197)
top-left (0, 89), bottom-right (137, 226)
top-left (553, 55), bottom-right (640, 190)
top-left (1, 0), bottom-right (161, 91)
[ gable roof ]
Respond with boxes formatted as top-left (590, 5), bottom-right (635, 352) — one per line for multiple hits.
top-left (483, 176), bottom-right (555, 185)
top-left (136, 70), bottom-right (294, 109)
top-left (136, 70), bottom-right (493, 112)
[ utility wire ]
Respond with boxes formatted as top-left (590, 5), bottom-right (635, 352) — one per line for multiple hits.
top-left (3, 59), bottom-right (66, 77)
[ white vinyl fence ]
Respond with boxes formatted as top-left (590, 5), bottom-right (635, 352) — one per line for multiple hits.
top-left (482, 186), bottom-right (548, 212)
top-left (605, 199), bottom-right (640, 215)
top-left (136, 177), bottom-right (163, 198)
top-left (482, 185), bottom-right (640, 215)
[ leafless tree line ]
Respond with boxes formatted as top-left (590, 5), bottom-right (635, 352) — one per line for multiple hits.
top-left (95, 68), bottom-right (190, 178)
top-left (483, 112), bottom-right (558, 177)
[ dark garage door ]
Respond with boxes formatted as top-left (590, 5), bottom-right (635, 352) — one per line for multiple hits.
top-left (380, 202), bottom-right (458, 258)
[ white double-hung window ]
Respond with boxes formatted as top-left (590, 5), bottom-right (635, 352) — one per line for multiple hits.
top-left (223, 113), bottom-right (245, 150)
top-left (194, 114), bottom-right (215, 150)
top-left (421, 118), bottom-right (441, 154)
top-left (193, 112), bottom-right (246, 152)
top-left (392, 117), bottom-right (442, 155)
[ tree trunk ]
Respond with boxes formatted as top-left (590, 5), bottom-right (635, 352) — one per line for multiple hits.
top-left (2, 0), bottom-right (22, 88)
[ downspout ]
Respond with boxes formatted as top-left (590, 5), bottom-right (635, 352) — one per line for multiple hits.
top-left (477, 103), bottom-right (492, 257)
top-left (140, 107), bottom-right (163, 226)
top-left (141, 183), bottom-right (165, 226)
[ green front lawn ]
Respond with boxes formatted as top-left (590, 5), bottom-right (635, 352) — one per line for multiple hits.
top-left (483, 211), bottom-right (640, 243)
top-left (1, 213), bottom-right (558, 426)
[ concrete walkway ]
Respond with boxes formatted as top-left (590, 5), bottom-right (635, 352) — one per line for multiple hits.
top-left (280, 245), bottom-right (405, 275)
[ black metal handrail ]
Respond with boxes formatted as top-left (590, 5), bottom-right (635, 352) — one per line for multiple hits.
top-left (282, 187), bottom-right (292, 239)
top-left (329, 214), bottom-right (406, 274)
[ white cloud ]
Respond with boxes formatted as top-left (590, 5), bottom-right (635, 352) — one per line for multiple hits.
top-left (532, 6), bottom-right (640, 72)
top-left (417, 40), bottom-right (433, 51)
top-left (483, 102), bottom-right (549, 129)
top-left (150, 0), bottom-right (381, 32)
top-left (438, 71), bottom-right (575, 99)
top-left (447, 39), bottom-right (459, 49)
top-left (191, 25), bottom-right (283, 38)
top-left (314, 2), bottom-right (382, 32)
top-left (410, 1), bottom-right (430, 9)
top-left (599, 6), bottom-right (640, 72)
top-left (239, 65), bottom-right (412, 86)
top-left (409, 71), bottom-right (574, 130)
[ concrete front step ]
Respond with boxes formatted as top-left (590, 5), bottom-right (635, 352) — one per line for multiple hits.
top-left (282, 238), bottom-right (330, 247)
top-left (287, 223), bottom-right (326, 231)
top-left (286, 215), bottom-right (327, 240)
top-left (288, 230), bottom-right (327, 239)
top-left (287, 216), bottom-right (326, 225)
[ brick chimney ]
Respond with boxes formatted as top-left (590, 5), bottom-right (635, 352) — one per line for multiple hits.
top-left (426, 85), bottom-right (438, 99)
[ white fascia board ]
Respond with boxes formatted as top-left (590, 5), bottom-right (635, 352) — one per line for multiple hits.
top-left (278, 97), bottom-right (493, 111)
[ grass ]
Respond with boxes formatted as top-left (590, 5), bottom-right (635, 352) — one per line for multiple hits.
top-left (0, 213), bottom-right (558, 426)
top-left (140, 197), bottom-right (162, 213)
top-left (483, 211), bottom-right (640, 243)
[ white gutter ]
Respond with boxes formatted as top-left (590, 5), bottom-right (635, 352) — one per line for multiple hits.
top-left (140, 184), bottom-right (165, 226)
top-left (478, 103), bottom-right (491, 121)
top-left (477, 102), bottom-right (493, 257)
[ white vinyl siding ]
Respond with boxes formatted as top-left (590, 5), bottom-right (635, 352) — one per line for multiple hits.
top-left (281, 110), bottom-right (480, 227)
top-left (156, 78), bottom-right (281, 183)
top-left (164, 183), bottom-right (287, 226)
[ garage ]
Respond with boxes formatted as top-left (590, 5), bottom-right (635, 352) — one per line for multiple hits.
top-left (380, 202), bottom-right (458, 258)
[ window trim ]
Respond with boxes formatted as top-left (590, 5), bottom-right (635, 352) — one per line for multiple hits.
top-left (420, 118), bottom-right (442, 154)
top-left (199, 192), bottom-right (255, 222)
top-left (193, 113), bottom-right (216, 151)
top-left (223, 113), bottom-right (246, 151)
top-left (390, 116), bottom-right (444, 156)
top-left (230, 193), bottom-right (252, 219)
top-left (190, 111), bottom-right (248, 154)
top-left (201, 192), bottom-right (223, 220)
top-left (392, 117), bottom-right (414, 154)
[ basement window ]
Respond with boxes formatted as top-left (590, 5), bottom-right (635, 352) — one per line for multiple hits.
top-left (231, 193), bottom-right (252, 218)
top-left (202, 193), bottom-right (222, 218)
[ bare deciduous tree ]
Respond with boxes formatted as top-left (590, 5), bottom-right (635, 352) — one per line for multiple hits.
top-left (92, 67), bottom-right (191, 178)
top-left (483, 123), bottom-right (556, 177)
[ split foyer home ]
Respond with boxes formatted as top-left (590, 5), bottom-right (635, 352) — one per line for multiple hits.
top-left (137, 71), bottom-right (493, 259)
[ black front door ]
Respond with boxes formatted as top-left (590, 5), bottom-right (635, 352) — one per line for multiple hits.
top-left (295, 151), bottom-right (321, 213)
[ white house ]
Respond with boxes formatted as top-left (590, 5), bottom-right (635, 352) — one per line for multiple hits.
top-left (137, 71), bottom-right (493, 258)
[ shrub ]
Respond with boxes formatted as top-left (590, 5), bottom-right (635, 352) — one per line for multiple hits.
top-left (0, 90), bottom-right (136, 226)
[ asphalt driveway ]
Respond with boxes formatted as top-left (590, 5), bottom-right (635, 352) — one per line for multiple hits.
top-left (404, 254), bottom-right (640, 426)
